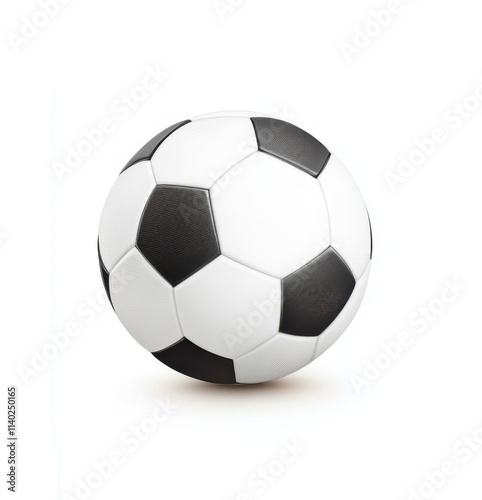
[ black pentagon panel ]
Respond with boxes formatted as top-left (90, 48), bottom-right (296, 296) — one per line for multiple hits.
top-left (120, 120), bottom-right (190, 174)
top-left (152, 338), bottom-right (236, 384)
top-left (137, 186), bottom-right (220, 286)
top-left (250, 117), bottom-right (331, 177)
top-left (280, 247), bottom-right (355, 337)
top-left (97, 239), bottom-right (113, 307)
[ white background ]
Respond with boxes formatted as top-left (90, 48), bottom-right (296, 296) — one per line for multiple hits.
top-left (2, 0), bottom-right (482, 499)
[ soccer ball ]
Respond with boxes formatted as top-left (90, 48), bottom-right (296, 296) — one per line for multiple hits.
top-left (98, 111), bottom-right (372, 384)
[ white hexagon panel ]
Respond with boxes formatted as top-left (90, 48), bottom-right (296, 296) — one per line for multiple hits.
top-left (98, 112), bottom-right (373, 384)
top-left (175, 256), bottom-right (281, 359)
top-left (210, 151), bottom-right (330, 278)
